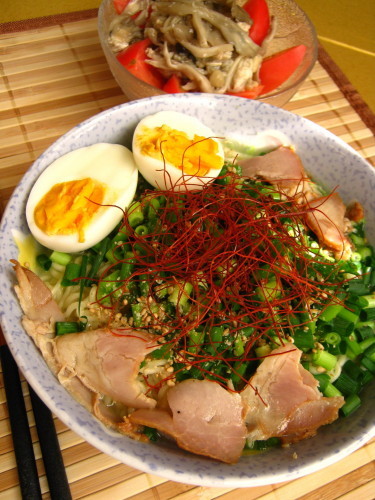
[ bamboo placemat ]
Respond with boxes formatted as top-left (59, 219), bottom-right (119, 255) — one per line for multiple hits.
top-left (0, 14), bottom-right (375, 500)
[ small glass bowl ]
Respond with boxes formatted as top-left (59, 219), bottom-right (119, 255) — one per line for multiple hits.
top-left (98, 0), bottom-right (318, 107)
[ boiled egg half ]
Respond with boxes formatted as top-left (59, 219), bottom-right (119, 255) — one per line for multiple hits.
top-left (26, 143), bottom-right (138, 252)
top-left (132, 111), bottom-right (224, 191)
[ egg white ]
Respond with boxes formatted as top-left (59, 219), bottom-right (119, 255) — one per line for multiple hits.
top-left (132, 111), bottom-right (224, 191)
top-left (26, 143), bottom-right (138, 252)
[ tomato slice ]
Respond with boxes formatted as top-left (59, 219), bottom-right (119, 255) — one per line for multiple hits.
top-left (259, 45), bottom-right (307, 95)
top-left (116, 39), bottom-right (164, 89)
top-left (162, 75), bottom-right (184, 93)
top-left (113, 0), bottom-right (131, 15)
top-left (243, 0), bottom-right (270, 46)
top-left (227, 85), bottom-right (264, 99)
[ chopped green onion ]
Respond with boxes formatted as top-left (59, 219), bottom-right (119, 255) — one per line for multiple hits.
top-left (97, 270), bottom-right (121, 305)
top-left (128, 201), bottom-right (144, 228)
top-left (255, 344), bottom-right (272, 358)
top-left (131, 303), bottom-right (145, 328)
top-left (139, 273), bottom-right (150, 296)
top-left (106, 244), bottom-right (124, 264)
top-left (78, 254), bottom-right (88, 313)
top-left (50, 251), bottom-right (72, 266)
top-left (355, 325), bottom-right (374, 341)
top-left (61, 262), bottom-right (81, 286)
top-left (241, 326), bottom-right (255, 337)
top-left (361, 295), bottom-right (375, 308)
top-left (135, 225), bottom-right (148, 236)
top-left (359, 336), bottom-right (375, 352)
top-left (120, 252), bottom-right (135, 280)
top-left (362, 267), bottom-right (372, 285)
top-left (323, 382), bottom-right (342, 398)
top-left (36, 253), bottom-right (52, 271)
top-left (319, 304), bottom-right (343, 322)
top-left (255, 278), bottom-right (281, 302)
top-left (155, 282), bottom-right (169, 299)
top-left (345, 338), bottom-right (362, 357)
top-left (346, 281), bottom-right (371, 296)
top-left (340, 394), bottom-right (361, 417)
top-left (313, 373), bottom-right (330, 392)
top-left (247, 437), bottom-right (280, 451)
top-left (231, 361), bottom-right (247, 386)
top-left (347, 295), bottom-right (371, 310)
top-left (147, 197), bottom-right (160, 220)
top-left (299, 311), bottom-right (316, 333)
top-left (323, 332), bottom-right (341, 345)
top-left (360, 307), bottom-right (375, 322)
top-left (55, 321), bottom-right (80, 335)
top-left (312, 350), bottom-right (337, 371)
top-left (333, 372), bottom-right (360, 396)
top-left (361, 356), bottom-right (375, 374)
top-left (168, 281), bottom-right (193, 313)
top-left (150, 342), bottom-right (172, 360)
top-left (363, 342), bottom-right (375, 362)
top-left (332, 316), bottom-right (355, 336)
top-left (359, 370), bottom-right (374, 387)
top-left (342, 360), bottom-right (362, 380)
top-left (293, 329), bottom-right (315, 351)
top-left (88, 237), bottom-right (110, 281)
top-left (206, 327), bottom-right (224, 355)
top-left (188, 329), bottom-right (205, 354)
top-left (357, 247), bottom-right (372, 261)
top-left (337, 307), bottom-right (359, 325)
top-left (233, 335), bottom-right (245, 356)
top-left (143, 426), bottom-right (159, 442)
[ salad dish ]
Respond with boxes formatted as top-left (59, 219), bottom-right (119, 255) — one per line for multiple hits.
top-left (0, 94), bottom-right (374, 487)
top-left (98, 0), bottom-right (317, 104)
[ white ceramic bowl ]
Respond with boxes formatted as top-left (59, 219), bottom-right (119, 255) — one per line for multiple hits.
top-left (0, 94), bottom-right (374, 488)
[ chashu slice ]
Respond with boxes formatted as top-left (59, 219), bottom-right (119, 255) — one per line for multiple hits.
top-left (130, 378), bottom-right (247, 463)
top-left (239, 147), bottom-right (316, 200)
top-left (305, 193), bottom-right (350, 256)
top-left (54, 328), bottom-right (158, 411)
top-left (13, 261), bottom-right (158, 420)
top-left (241, 343), bottom-right (344, 444)
top-left (13, 259), bottom-right (65, 324)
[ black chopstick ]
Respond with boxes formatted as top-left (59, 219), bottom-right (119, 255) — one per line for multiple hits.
top-left (1, 344), bottom-right (72, 500)
top-left (1, 344), bottom-right (42, 500)
top-left (29, 385), bottom-right (72, 500)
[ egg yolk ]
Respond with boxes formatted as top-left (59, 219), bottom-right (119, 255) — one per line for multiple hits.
top-left (34, 178), bottom-right (106, 242)
top-left (136, 125), bottom-right (223, 176)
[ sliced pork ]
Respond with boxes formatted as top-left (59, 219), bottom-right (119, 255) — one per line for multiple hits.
top-left (241, 343), bottom-right (344, 444)
top-left (12, 260), bottom-right (65, 323)
top-left (130, 379), bottom-right (247, 463)
top-left (239, 148), bottom-right (353, 256)
top-left (239, 147), bottom-right (315, 199)
top-left (53, 328), bottom-right (158, 410)
top-left (305, 193), bottom-right (349, 254)
top-left (13, 261), bottom-right (158, 423)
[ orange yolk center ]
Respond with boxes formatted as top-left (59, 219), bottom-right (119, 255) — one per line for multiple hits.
top-left (137, 125), bottom-right (223, 176)
top-left (34, 178), bottom-right (106, 242)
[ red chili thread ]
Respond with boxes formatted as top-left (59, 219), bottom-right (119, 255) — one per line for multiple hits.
top-left (91, 162), bottom-right (349, 389)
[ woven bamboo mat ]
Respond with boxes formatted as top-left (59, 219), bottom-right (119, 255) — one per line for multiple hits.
top-left (0, 14), bottom-right (375, 500)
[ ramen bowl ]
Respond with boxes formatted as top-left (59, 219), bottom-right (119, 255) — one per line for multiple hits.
top-left (0, 94), bottom-right (374, 488)
top-left (98, 0), bottom-right (318, 106)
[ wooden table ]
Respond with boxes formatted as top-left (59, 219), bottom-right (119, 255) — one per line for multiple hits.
top-left (1, 11), bottom-right (374, 500)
